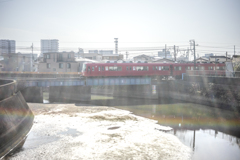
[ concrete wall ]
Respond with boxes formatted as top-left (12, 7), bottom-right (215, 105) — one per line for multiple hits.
top-left (0, 80), bottom-right (17, 101)
top-left (49, 85), bottom-right (91, 103)
top-left (91, 86), bottom-right (114, 96)
top-left (0, 79), bottom-right (34, 158)
top-left (113, 85), bottom-right (158, 99)
top-left (20, 87), bottom-right (43, 103)
top-left (157, 80), bottom-right (239, 110)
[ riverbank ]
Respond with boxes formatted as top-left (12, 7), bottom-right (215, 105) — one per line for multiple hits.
top-left (8, 103), bottom-right (192, 160)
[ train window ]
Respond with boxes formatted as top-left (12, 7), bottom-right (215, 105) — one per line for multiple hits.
top-left (216, 66), bottom-right (225, 70)
top-left (195, 67), bottom-right (199, 70)
top-left (162, 66), bottom-right (169, 70)
top-left (105, 66), bottom-right (108, 71)
top-left (126, 66), bottom-right (129, 70)
top-left (218, 66), bottom-right (225, 70)
top-left (102, 66), bottom-right (104, 71)
top-left (185, 66), bottom-right (191, 70)
top-left (152, 66), bottom-right (155, 70)
top-left (109, 66), bottom-right (122, 71)
top-left (136, 66), bottom-right (143, 71)
top-left (109, 66), bottom-right (114, 71)
top-left (92, 66), bottom-right (94, 71)
top-left (117, 67), bottom-right (122, 71)
top-left (130, 67), bottom-right (132, 70)
top-left (135, 66), bottom-right (148, 71)
top-left (109, 66), bottom-right (116, 71)
top-left (159, 66), bottom-right (161, 70)
top-left (98, 67), bottom-right (101, 71)
top-left (208, 66), bottom-right (213, 70)
top-left (88, 66), bottom-right (90, 72)
top-left (200, 66), bottom-right (204, 70)
top-left (133, 66), bottom-right (136, 70)
top-left (155, 66), bottom-right (158, 70)
top-left (191, 67), bottom-right (194, 70)
top-left (174, 66), bottom-right (181, 71)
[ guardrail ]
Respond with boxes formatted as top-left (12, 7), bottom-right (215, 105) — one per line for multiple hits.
top-left (186, 70), bottom-right (240, 78)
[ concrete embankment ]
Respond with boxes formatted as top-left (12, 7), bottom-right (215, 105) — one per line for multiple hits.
top-left (109, 80), bottom-right (239, 111)
top-left (0, 79), bottom-right (34, 159)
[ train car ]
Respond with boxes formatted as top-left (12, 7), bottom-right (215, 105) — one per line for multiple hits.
top-left (82, 62), bottom-right (226, 79)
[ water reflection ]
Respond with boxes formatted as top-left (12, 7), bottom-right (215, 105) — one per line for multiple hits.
top-left (89, 95), bottom-right (240, 160)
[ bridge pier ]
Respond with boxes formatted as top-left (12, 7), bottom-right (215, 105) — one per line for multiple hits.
top-left (20, 87), bottom-right (43, 103)
top-left (113, 85), bottom-right (158, 99)
top-left (49, 86), bottom-right (91, 103)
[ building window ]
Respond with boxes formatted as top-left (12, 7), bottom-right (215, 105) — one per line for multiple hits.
top-left (58, 54), bottom-right (63, 61)
top-left (53, 68), bottom-right (56, 71)
top-left (68, 54), bottom-right (71, 59)
top-left (59, 63), bottom-right (63, 68)
top-left (47, 63), bottom-right (51, 69)
top-left (67, 63), bottom-right (71, 68)
top-left (47, 54), bottom-right (50, 59)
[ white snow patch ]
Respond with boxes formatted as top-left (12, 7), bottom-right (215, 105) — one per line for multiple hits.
top-left (10, 107), bottom-right (192, 160)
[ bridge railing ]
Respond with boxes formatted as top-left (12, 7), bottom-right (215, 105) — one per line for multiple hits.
top-left (186, 70), bottom-right (240, 78)
top-left (0, 71), bottom-right (82, 78)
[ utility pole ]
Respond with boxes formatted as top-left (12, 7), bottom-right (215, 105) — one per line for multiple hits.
top-left (234, 45), bottom-right (235, 55)
top-left (165, 44), bottom-right (167, 58)
top-left (125, 51), bottom-right (129, 60)
top-left (226, 52), bottom-right (227, 62)
top-left (174, 45), bottom-right (176, 61)
top-left (31, 43), bottom-right (33, 72)
top-left (193, 41), bottom-right (196, 69)
top-left (190, 40), bottom-right (196, 70)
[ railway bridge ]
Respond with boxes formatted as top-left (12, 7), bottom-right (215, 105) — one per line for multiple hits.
top-left (1, 72), bottom-right (239, 106)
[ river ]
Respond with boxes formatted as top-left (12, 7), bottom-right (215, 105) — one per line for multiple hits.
top-left (88, 95), bottom-right (240, 160)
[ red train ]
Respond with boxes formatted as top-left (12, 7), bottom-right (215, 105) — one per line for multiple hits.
top-left (82, 62), bottom-right (226, 79)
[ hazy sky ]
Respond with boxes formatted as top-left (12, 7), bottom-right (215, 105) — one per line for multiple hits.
top-left (0, 0), bottom-right (240, 56)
